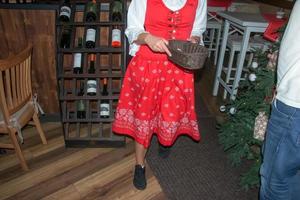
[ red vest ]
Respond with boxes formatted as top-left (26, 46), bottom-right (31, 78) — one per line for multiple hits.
top-left (137, 0), bottom-right (199, 59)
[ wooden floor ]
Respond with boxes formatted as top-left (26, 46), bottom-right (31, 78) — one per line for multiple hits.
top-left (0, 58), bottom-right (225, 200)
top-left (0, 122), bottom-right (167, 200)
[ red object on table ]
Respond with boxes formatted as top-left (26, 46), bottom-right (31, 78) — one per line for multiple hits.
top-left (263, 14), bottom-right (287, 42)
top-left (207, 0), bottom-right (233, 8)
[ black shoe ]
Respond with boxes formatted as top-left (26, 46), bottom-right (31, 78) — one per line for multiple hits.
top-left (133, 165), bottom-right (146, 190)
top-left (158, 144), bottom-right (171, 159)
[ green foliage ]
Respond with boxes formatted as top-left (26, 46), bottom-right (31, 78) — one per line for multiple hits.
top-left (217, 18), bottom-right (286, 191)
top-left (240, 158), bottom-right (261, 190)
top-left (218, 48), bottom-right (277, 190)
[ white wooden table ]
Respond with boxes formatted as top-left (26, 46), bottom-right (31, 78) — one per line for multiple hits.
top-left (212, 11), bottom-right (268, 100)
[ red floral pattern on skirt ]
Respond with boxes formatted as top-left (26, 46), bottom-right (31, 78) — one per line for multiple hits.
top-left (112, 54), bottom-right (200, 148)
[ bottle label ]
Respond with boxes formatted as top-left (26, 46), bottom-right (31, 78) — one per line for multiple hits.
top-left (112, 29), bottom-right (121, 43)
top-left (112, 1), bottom-right (122, 21)
top-left (87, 80), bottom-right (97, 93)
top-left (73, 53), bottom-right (82, 68)
top-left (112, 2), bottom-right (122, 13)
top-left (77, 100), bottom-right (85, 111)
top-left (100, 103), bottom-right (110, 116)
top-left (87, 2), bottom-right (97, 14)
top-left (86, 29), bottom-right (96, 42)
top-left (60, 6), bottom-right (71, 18)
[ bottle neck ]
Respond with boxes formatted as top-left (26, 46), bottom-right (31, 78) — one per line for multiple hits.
top-left (102, 78), bottom-right (108, 94)
top-left (78, 83), bottom-right (84, 95)
top-left (102, 84), bottom-right (107, 92)
top-left (89, 54), bottom-right (96, 72)
top-left (90, 62), bottom-right (95, 69)
top-left (78, 37), bottom-right (83, 48)
top-left (89, 61), bottom-right (95, 73)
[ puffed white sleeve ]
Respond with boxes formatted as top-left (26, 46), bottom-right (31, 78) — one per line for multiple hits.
top-left (125, 0), bottom-right (147, 56)
top-left (190, 0), bottom-right (207, 44)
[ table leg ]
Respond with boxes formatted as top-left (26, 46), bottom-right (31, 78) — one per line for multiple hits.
top-left (213, 20), bottom-right (230, 96)
top-left (230, 28), bottom-right (251, 100)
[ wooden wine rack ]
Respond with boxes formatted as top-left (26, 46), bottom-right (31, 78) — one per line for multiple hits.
top-left (56, 0), bottom-right (126, 147)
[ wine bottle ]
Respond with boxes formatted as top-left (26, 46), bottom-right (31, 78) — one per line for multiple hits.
top-left (85, 27), bottom-right (96, 48)
top-left (100, 78), bottom-right (109, 118)
top-left (87, 54), bottom-right (97, 96)
top-left (86, 0), bottom-right (97, 22)
top-left (111, 26), bottom-right (121, 47)
top-left (73, 37), bottom-right (83, 74)
top-left (77, 82), bottom-right (86, 119)
top-left (111, 0), bottom-right (122, 22)
top-left (59, 0), bottom-right (71, 22)
top-left (60, 26), bottom-right (71, 48)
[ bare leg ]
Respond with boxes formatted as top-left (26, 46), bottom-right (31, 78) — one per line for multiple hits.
top-left (135, 141), bottom-right (147, 166)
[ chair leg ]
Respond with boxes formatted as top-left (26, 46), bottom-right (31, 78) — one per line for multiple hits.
top-left (223, 48), bottom-right (235, 99)
top-left (214, 27), bottom-right (221, 65)
top-left (32, 112), bottom-right (47, 145)
top-left (8, 129), bottom-right (29, 171)
top-left (208, 29), bottom-right (215, 58)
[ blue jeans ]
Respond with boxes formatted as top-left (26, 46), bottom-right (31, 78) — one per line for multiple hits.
top-left (260, 99), bottom-right (300, 200)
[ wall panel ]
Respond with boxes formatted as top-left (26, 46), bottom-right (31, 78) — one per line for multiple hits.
top-left (0, 9), bottom-right (59, 114)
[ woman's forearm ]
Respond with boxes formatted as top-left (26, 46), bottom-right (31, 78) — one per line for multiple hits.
top-left (134, 33), bottom-right (171, 56)
top-left (134, 32), bottom-right (151, 45)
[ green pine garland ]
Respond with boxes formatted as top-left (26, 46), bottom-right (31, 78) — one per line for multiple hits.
top-left (217, 42), bottom-right (281, 190)
top-left (218, 23), bottom-right (287, 190)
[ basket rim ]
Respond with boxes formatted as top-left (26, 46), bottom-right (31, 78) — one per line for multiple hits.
top-left (167, 40), bottom-right (208, 70)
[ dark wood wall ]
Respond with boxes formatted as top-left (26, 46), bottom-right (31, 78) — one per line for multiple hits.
top-left (0, 9), bottom-right (59, 114)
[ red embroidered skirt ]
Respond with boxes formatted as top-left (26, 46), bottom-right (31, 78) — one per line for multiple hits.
top-left (112, 52), bottom-right (200, 148)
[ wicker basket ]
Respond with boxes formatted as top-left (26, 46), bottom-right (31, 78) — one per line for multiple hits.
top-left (167, 40), bottom-right (208, 70)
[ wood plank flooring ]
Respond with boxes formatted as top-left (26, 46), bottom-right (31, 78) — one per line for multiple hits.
top-left (0, 123), bottom-right (166, 200)
top-left (0, 58), bottom-right (225, 200)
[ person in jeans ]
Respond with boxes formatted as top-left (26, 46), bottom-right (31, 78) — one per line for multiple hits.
top-left (112, 0), bottom-right (206, 190)
top-left (260, 1), bottom-right (300, 199)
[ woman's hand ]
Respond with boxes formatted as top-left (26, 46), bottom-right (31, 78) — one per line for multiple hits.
top-left (144, 34), bottom-right (172, 56)
top-left (188, 36), bottom-right (201, 44)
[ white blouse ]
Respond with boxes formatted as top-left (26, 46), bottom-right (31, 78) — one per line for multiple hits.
top-left (125, 0), bottom-right (207, 56)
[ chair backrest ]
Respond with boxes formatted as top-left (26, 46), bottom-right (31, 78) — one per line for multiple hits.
top-left (0, 44), bottom-right (33, 125)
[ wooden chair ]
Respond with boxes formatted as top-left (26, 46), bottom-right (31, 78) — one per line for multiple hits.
top-left (0, 44), bottom-right (47, 171)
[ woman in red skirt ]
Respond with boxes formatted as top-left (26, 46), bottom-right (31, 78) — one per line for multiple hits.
top-left (112, 0), bottom-right (207, 190)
